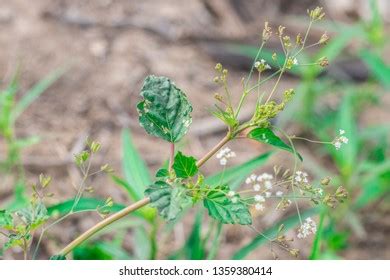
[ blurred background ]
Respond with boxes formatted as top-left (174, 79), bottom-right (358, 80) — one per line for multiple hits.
top-left (0, 0), bottom-right (389, 260)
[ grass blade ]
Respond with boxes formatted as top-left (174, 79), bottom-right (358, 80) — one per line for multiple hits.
top-left (121, 128), bottom-right (151, 200)
top-left (309, 209), bottom-right (326, 259)
top-left (11, 67), bottom-right (66, 122)
top-left (205, 152), bottom-right (272, 187)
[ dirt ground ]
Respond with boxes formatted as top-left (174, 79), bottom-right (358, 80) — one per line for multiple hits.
top-left (0, 0), bottom-right (389, 260)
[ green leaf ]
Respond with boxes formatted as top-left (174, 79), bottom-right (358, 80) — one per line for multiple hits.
top-left (232, 207), bottom-right (318, 259)
top-left (110, 175), bottom-right (140, 202)
top-left (50, 255), bottom-right (67, 260)
top-left (203, 185), bottom-right (252, 225)
top-left (360, 49), bottom-right (390, 89)
top-left (309, 209), bottom-right (326, 260)
top-left (205, 152), bottom-right (272, 188)
top-left (121, 129), bottom-right (151, 201)
top-left (247, 127), bottom-right (302, 161)
top-left (132, 227), bottom-right (152, 260)
top-left (173, 151), bottom-right (198, 178)
top-left (145, 181), bottom-right (190, 221)
top-left (155, 168), bottom-right (169, 178)
top-left (167, 211), bottom-right (205, 260)
top-left (73, 241), bottom-right (132, 260)
top-left (0, 210), bottom-right (13, 230)
top-left (16, 201), bottom-right (49, 229)
top-left (137, 75), bottom-right (193, 143)
top-left (47, 198), bottom-right (125, 215)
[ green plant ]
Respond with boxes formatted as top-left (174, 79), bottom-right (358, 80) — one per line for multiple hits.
top-left (0, 68), bottom-right (64, 210)
top-left (226, 0), bottom-right (389, 259)
top-left (1, 7), bottom-right (353, 260)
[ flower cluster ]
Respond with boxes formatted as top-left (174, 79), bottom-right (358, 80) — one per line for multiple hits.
top-left (216, 147), bottom-right (236, 166)
top-left (254, 59), bottom-right (271, 72)
top-left (333, 129), bottom-right (349, 150)
top-left (294, 171), bottom-right (309, 184)
top-left (286, 57), bottom-right (298, 69)
top-left (297, 217), bottom-right (317, 239)
top-left (244, 172), bottom-right (276, 211)
top-left (245, 172), bottom-right (273, 192)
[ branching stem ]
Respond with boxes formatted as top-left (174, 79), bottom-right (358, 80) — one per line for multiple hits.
top-left (58, 197), bottom-right (151, 256)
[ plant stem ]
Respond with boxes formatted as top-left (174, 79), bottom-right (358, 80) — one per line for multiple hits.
top-left (169, 142), bottom-right (175, 171)
top-left (57, 132), bottom-right (232, 256)
top-left (196, 132), bottom-right (231, 168)
top-left (58, 197), bottom-right (150, 256)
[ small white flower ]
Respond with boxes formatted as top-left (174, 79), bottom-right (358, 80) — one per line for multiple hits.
top-left (297, 217), bottom-right (317, 239)
top-left (216, 147), bottom-right (236, 166)
top-left (231, 197), bottom-right (238, 203)
top-left (340, 136), bottom-right (348, 144)
top-left (293, 58), bottom-right (298, 65)
top-left (265, 64), bottom-right (271, 70)
top-left (295, 170), bottom-right (309, 184)
top-left (254, 195), bottom-right (265, 202)
top-left (265, 191), bottom-right (272, 198)
top-left (254, 61), bottom-right (261, 68)
top-left (264, 180), bottom-right (273, 189)
top-left (315, 188), bottom-right (323, 196)
top-left (276, 191), bottom-right (283, 197)
top-left (255, 203), bottom-right (265, 211)
top-left (333, 130), bottom-right (349, 150)
top-left (253, 184), bottom-right (261, 191)
top-left (227, 191), bottom-right (235, 197)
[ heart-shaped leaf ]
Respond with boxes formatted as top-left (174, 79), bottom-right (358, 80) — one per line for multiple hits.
top-left (145, 181), bottom-right (190, 221)
top-left (0, 210), bottom-right (13, 230)
top-left (203, 185), bottom-right (252, 225)
top-left (247, 127), bottom-right (303, 161)
top-left (155, 168), bottom-right (169, 178)
top-left (137, 75), bottom-right (193, 143)
top-left (173, 152), bottom-right (198, 178)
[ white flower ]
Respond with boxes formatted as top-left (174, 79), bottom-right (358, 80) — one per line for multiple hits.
top-left (227, 191), bottom-right (235, 197)
top-left (295, 171), bottom-right (308, 183)
top-left (255, 203), bottom-right (265, 211)
top-left (276, 191), bottom-right (283, 197)
top-left (334, 141), bottom-right (342, 150)
top-left (265, 191), bottom-right (272, 198)
top-left (340, 136), bottom-right (348, 144)
top-left (254, 195), bottom-right (265, 202)
top-left (315, 188), bottom-right (323, 196)
top-left (231, 197), bottom-right (238, 203)
top-left (253, 184), bottom-right (261, 191)
top-left (257, 173), bottom-right (273, 181)
top-left (254, 61), bottom-right (261, 68)
top-left (297, 217), bottom-right (317, 239)
top-left (264, 180), bottom-right (273, 190)
top-left (333, 130), bottom-right (349, 150)
top-left (293, 58), bottom-right (298, 65)
top-left (216, 147), bottom-right (236, 166)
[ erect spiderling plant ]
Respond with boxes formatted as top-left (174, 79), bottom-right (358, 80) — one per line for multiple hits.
top-left (0, 7), bottom-right (349, 260)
